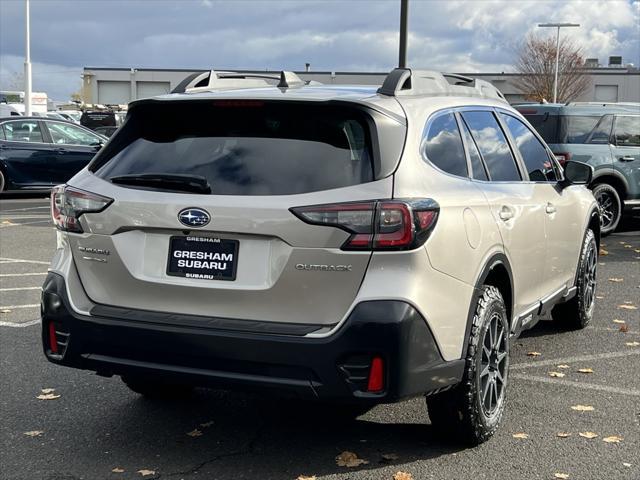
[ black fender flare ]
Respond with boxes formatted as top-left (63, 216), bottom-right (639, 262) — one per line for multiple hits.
top-left (591, 169), bottom-right (629, 198)
top-left (462, 253), bottom-right (514, 354)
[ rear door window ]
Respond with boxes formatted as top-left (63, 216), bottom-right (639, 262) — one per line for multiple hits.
top-left (423, 112), bottom-right (468, 177)
top-left (461, 111), bottom-right (521, 181)
top-left (459, 118), bottom-right (488, 181)
top-left (500, 113), bottom-right (557, 182)
top-left (587, 115), bottom-right (613, 144)
top-left (613, 116), bottom-right (640, 147)
top-left (46, 121), bottom-right (101, 146)
top-left (91, 101), bottom-right (375, 195)
top-left (559, 116), bottom-right (602, 144)
top-left (2, 120), bottom-right (44, 143)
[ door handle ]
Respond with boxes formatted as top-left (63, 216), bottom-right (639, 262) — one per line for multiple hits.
top-left (499, 206), bottom-right (514, 221)
top-left (545, 202), bottom-right (556, 214)
top-left (620, 156), bottom-right (635, 162)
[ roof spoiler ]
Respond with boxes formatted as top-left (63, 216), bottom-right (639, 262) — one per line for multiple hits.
top-left (171, 70), bottom-right (307, 94)
top-left (378, 68), bottom-right (507, 102)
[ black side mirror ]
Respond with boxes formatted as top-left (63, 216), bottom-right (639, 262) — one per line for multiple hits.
top-left (561, 160), bottom-right (593, 188)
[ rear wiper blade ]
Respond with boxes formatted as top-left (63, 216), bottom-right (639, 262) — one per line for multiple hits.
top-left (109, 173), bottom-right (212, 194)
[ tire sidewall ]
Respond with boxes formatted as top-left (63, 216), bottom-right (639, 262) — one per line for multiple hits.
top-left (575, 230), bottom-right (598, 326)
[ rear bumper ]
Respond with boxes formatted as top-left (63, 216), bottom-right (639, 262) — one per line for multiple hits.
top-left (41, 272), bottom-right (463, 403)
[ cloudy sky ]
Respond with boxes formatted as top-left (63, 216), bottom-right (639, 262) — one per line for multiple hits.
top-left (0, 0), bottom-right (638, 100)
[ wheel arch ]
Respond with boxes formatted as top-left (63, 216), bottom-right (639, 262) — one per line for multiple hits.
top-left (591, 171), bottom-right (628, 201)
top-left (462, 253), bottom-right (514, 355)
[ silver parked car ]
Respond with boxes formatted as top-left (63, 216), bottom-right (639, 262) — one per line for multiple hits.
top-left (42, 69), bottom-right (600, 444)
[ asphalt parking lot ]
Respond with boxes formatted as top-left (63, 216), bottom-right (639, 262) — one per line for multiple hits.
top-left (0, 196), bottom-right (638, 480)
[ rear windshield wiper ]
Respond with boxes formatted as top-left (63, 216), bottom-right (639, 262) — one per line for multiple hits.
top-left (109, 173), bottom-right (212, 194)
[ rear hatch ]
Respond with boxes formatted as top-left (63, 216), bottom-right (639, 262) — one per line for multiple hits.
top-left (65, 98), bottom-right (405, 328)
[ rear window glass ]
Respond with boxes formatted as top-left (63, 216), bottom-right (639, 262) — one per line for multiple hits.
top-left (91, 102), bottom-right (375, 195)
top-left (519, 113), bottom-right (559, 144)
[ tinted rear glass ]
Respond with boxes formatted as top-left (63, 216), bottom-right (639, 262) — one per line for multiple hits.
top-left (519, 113), bottom-right (559, 143)
top-left (91, 101), bottom-right (374, 195)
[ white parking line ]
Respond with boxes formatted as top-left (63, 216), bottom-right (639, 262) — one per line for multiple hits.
top-left (0, 258), bottom-right (50, 265)
top-left (0, 304), bottom-right (40, 310)
top-left (511, 373), bottom-right (640, 397)
top-left (0, 319), bottom-right (41, 328)
top-left (0, 220), bottom-right (51, 228)
top-left (511, 350), bottom-right (640, 370)
top-left (0, 272), bottom-right (47, 277)
top-left (0, 206), bottom-right (49, 213)
top-left (0, 215), bottom-right (51, 219)
top-left (0, 287), bottom-right (42, 292)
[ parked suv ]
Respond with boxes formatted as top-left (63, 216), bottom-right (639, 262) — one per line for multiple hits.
top-left (516, 103), bottom-right (640, 234)
top-left (42, 69), bottom-right (600, 445)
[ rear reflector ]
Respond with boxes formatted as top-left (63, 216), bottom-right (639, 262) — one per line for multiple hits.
top-left (290, 198), bottom-right (439, 251)
top-left (367, 356), bottom-right (385, 393)
top-left (48, 322), bottom-right (58, 354)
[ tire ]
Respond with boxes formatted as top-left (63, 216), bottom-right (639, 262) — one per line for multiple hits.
top-left (551, 229), bottom-right (597, 330)
top-left (0, 169), bottom-right (6, 192)
top-left (426, 285), bottom-right (509, 445)
top-left (592, 183), bottom-right (621, 236)
top-left (122, 375), bottom-right (194, 399)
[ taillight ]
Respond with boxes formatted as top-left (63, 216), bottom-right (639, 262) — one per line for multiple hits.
top-left (51, 185), bottom-right (113, 233)
top-left (290, 198), bottom-right (439, 251)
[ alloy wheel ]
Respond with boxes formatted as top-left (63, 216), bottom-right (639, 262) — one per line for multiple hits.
top-left (596, 190), bottom-right (618, 230)
top-left (583, 241), bottom-right (597, 311)
top-left (479, 312), bottom-right (508, 417)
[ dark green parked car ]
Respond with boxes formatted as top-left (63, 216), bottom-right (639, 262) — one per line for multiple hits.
top-left (517, 102), bottom-right (639, 235)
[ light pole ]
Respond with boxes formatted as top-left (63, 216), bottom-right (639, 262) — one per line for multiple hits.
top-left (538, 22), bottom-right (580, 103)
top-left (398, 0), bottom-right (409, 68)
top-left (24, 0), bottom-right (32, 116)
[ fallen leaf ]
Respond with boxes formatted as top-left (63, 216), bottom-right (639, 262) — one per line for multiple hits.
top-left (609, 278), bottom-right (624, 282)
top-left (618, 304), bottom-right (638, 310)
top-left (512, 432), bottom-right (529, 439)
top-left (635, 249), bottom-right (640, 253)
top-left (549, 371), bottom-right (565, 378)
top-left (23, 430), bottom-right (43, 437)
top-left (527, 351), bottom-right (542, 357)
top-left (612, 319), bottom-right (625, 324)
top-left (112, 468), bottom-right (125, 473)
top-left (199, 421), bottom-right (214, 428)
top-left (626, 341), bottom-right (640, 347)
top-left (557, 365), bottom-right (570, 369)
top-left (619, 324), bottom-right (629, 333)
top-left (603, 435), bottom-right (623, 443)
top-left (571, 405), bottom-right (594, 412)
top-left (335, 451), bottom-right (368, 468)
top-left (297, 476), bottom-right (316, 480)
top-left (556, 432), bottom-right (571, 438)
top-left (393, 472), bottom-right (413, 480)
top-left (599, 248), bottom-right (608, 256)
top-left (577, 368), bottom-right (594, 374)
top-left (623, 463), bottom-right (632, 467)
top-left (137, 470), bottom-right (155, 477)
top-left (0, 309), bottom-right (11, 313)
top-left (579, 432), bottom-right (598, 439)
top-left (381, 453), bottom-right (399, 462)
top-left (40, 388), bottom-right (55, 394)
top-left (36, 393), bottom-right (60, 400)
top-left (624, 244), bottom-right (632, 248)
top-left (595, 295), bottom-right (604, 299)
top-left (554, 474), bottom-right (570, 479)
top-left (186, 429), bottom-right (202, 437)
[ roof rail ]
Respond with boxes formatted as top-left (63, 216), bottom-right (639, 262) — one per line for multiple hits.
top-left (377, 68), bottom-right (507, 102)
top-left (565, 101), bottom-right (640, 107)
top-left (171, 70), bottom-right (307, 94)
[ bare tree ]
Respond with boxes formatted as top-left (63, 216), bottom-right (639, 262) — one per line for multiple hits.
top-left (514, 33), bottom-right (591, 103)
top-left (3, 71), bottom-right (25, 91)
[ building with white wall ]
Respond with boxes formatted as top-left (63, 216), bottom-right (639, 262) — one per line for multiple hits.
top-left (81, 65), bottom-right (639, 105)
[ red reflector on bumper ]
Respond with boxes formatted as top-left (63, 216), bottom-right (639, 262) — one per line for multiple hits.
top-left (48, 322), bottom-right (58, 354)
top-left (367, 356), bottom-right (385, 392)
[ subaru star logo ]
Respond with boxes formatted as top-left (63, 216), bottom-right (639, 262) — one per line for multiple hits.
top-left (178, 208), bottom-right (210, 228)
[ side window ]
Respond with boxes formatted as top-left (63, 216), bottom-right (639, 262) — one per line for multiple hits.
top-left (614, 116), bottom-right (640, 147)
top-left (423, 112), bottom-right (468, 177)
top-left (460, 118), bottom-right (488, 181)
top-left (500, 113), bottom-right (557, 182)
top-left (47, 122), bottom-right (101, 146)
top-left (461, 111), bottom-right (521, 181)
top-left (0, 125), bottom-right (5, 141)
top-left (587, 115), bottom-right (613, 144)
top-left (3, 120), bottom-right (44, 143)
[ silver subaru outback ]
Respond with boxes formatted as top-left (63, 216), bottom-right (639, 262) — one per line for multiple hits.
top-left (42, 68), bottom-right (600, 444)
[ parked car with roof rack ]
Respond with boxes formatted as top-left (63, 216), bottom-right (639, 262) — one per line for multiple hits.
top-left (41, 68), bottom-right (599, 445)
top-left (516, 102), bottom-right (640, 234)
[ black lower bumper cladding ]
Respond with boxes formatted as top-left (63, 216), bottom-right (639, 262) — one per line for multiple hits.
top-left (41, 272), bottom-right (463, 403)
